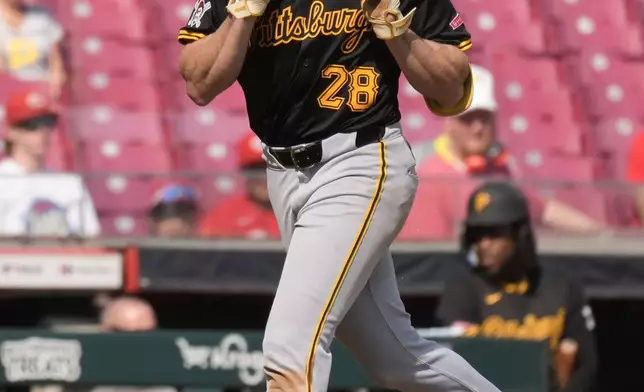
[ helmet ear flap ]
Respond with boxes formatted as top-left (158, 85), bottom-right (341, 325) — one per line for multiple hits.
top-left (460, 224), bottom-right (481, 268)
top-left (516, 223), bottom-right (530, 244)
top-left (514, 220), bottom-right (538, 270)
top-left (460, 223), bottom-right (472, 255)
top-left (460, 224), bottom-right (477, 266)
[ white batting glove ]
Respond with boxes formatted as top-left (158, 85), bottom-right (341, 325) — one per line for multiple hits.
top-left (361, 0), bottom-right (416, 40)
top-left (226, 0), bottom-right (270, 18)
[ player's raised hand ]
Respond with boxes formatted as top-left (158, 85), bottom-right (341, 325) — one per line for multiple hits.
top-left (361, 0), bottom-right (416, 40)
top-left (226, 0), bottom-right (270, 19)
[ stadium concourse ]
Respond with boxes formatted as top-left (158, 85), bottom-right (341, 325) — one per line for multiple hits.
top-left (0, 0), bottom-right (643, 236)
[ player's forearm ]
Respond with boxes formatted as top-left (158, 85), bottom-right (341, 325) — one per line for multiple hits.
top-left (385, 30), bottom-right (470, 108)
top-left (559, 344), bottom-right (597, 392)
top-left (179, 16), bottom-right (254, 106)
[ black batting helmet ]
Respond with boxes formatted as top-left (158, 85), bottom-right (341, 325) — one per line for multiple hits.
top-left (460, 181), bottom-right (538, 275)
top-left (464, 181), bottom-right (530, 228)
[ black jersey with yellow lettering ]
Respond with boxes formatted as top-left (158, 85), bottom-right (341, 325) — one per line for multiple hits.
top-left (437, 266), bottom-right (598, 392)
top-left (178, 0), bottom-right (472, 147)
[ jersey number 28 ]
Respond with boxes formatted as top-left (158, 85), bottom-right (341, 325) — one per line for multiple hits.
top-left (317, 65), bottom-right (381, 112)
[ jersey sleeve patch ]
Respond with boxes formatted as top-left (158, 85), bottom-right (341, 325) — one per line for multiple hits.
top-left (449, 13), bottom-right (464, 30)
top-left (177, 0), bottom-right (223, 45)
top-left (424, 64), bottom-right (474, 117)
top-left (407, 0), bottom-right (472, 51)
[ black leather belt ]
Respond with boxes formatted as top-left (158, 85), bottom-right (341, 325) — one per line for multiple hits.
top-left (268, 128), bottom-right (385, 170)
top-left (269, 142), bottom-right (323, 170)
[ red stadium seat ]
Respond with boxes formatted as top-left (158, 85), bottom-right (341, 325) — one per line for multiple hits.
top-left (68, 38), bottom-right (156, 80)
top-left (170, 108), bottom-right (251, 144)
top-left (551, 187), bottom-right (613, 226)
top-left (573, 54), bottom-right (644, 88)
top-left (496, 86), bottom-right (586, 155)
top-left (545, 0), bottom-right (643, 56)
top-left (159, 0), bottom-right (195, 39)
top-left (594, 117), bottom-right (641, 179)
top-left (68, 107), bottom-right (165, 144)
top-left (57, 0), bottom-right (155, 43)
top-left (583, 81), bottom-right (644, 120)
top-left (488, 55), bottom-right (565, 94)
top-left (453, 0), bottom-right (545, 53)
top-left (80, 142), bottom-right (172, 173)
top-left (175, 144), bottom-right (239, 172)
top-left (595, 117), bottom-right (640, 154)
top-left (70, 75), bottom-right (162, 112)
top-left (547, 0), bottom-right (630, 25)
top-left (156, 40), bottom-right (185, 82)
top-left (86, 175), bottom-right (167, 212)
top-left (465, 20), bottom-right (546, 54)
top-left (574, 53), bottom-right (644, 120)
top-left (193, 175), bottom-right (242, 211)
top-left (454, 0), bottom-right (535, 21)
top-left (498, 113), bottom-right (585, 156)
top-left (99, 214), bottom-right (149, 236)
top-left (515, 153), bottom-right (598, 181)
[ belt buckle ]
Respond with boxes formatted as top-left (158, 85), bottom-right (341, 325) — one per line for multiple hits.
top-left (270, 142), bottom-right (318, 170)
top-left (289, 143), bottom-right (316, 170)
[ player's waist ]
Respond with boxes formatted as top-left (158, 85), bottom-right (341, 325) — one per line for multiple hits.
top-left (263, 122), bottom-right (402, 170)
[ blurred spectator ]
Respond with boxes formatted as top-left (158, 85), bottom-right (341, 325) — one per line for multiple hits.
top-left (99, 296), bottom-right (157, 332)
top-left (91, 296), bottom-right (178, 392)
top-left (400, 65), bottom-right (601, 240)
top-left (148, 183), bottom-right (200, 237)
top-left (626, 132), bottom-right (644, 226)
top-left (436, 181), bottom-right (597, 392)
top-left (200, 133), bottom-right (279, 239)
top-left (0, 0), bottom-right (66, 99)
top-left (0, 89), bottom-right (99, 237)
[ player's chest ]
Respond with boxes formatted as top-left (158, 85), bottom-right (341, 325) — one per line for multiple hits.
top-left (252, 0), bottom-right (370, 51)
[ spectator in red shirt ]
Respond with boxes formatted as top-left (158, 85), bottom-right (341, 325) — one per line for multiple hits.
top-left (626, 132), bottom-right (644, 225)
top-left (200, 132), bottom-right (280, 239)
top-left (148, 183), bottom-right (199, 237)
top-left (400, 65), bottom-right (601, 240)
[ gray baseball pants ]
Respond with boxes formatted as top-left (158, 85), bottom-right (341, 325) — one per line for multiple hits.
top-left (261, 123), bottom-right (501, 392)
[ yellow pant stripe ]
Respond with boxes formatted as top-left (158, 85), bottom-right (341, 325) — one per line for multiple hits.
top-left (304, 140), bottom-right (388, 392)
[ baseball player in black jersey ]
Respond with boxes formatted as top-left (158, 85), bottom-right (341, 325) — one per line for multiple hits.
top-left (178, 0), bottom-right (500, 391)
top-left (437, 181), bottom-right (598, 392)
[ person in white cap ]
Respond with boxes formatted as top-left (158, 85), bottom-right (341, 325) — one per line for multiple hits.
top-left (411, 64), bottom-right (501, 170)
top-left (400, 64), bottom-right (602, 240)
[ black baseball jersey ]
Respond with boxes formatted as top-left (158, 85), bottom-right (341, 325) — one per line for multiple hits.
top-left (178, 0), bottom-right (472, 147)
top-left (436, 266), bottom-right (598, 392)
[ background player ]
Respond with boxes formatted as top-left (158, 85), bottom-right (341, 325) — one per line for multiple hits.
top-left (437, 181), bottom-right (598, 392)
top-left (178, 0), bottom-right (500, 391)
